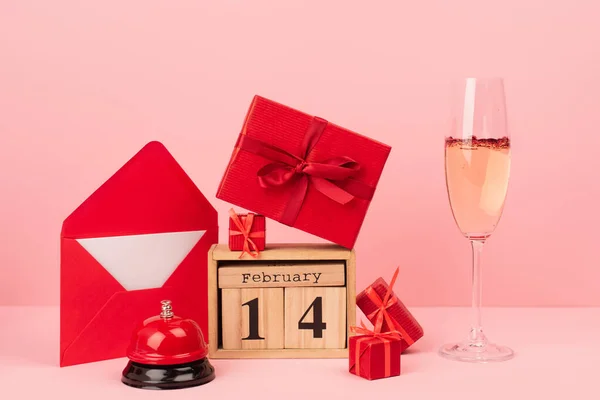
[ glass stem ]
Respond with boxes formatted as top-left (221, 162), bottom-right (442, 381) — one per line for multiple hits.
top-left (470, 239), bottom-right (487, 345)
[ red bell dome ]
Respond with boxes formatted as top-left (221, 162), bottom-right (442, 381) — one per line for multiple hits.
top-left (122, 300), bottom-right (215, 390)
top-left (126, 300), bottom-right (209, 365)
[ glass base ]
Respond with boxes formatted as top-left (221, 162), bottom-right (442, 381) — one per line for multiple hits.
top-left (439, 340), bottom-right (514, 363)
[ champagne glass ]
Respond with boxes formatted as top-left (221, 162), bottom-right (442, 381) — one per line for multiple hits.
top-left (439, 77), bottom-right (514, 362)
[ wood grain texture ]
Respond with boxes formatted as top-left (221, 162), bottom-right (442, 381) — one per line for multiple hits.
top-left (208, 244), bottom-right (356, 359)
top-left (209, 348), bottom-right (348, 359)
top-left (346, 249), bottom-right (357, 344)
top-left (284, 287), bottom-right (346, 349)
top-left (218, 262), bottom-right (345, 288)
top-left (208, 246), bottom-right (219, 357)
top-left (221, 288), bottom-right (284, 350)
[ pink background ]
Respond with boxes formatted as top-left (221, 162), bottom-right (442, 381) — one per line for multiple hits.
top-left (1, 1), bottom-right (598, 307)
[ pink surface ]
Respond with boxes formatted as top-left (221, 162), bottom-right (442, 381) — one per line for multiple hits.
top-left (1, 1), bottom-right (600, 306)
top-left (1, 306), bottom-right (598, 398)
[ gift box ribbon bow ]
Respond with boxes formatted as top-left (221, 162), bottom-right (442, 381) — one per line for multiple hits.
top-left (237, 117), bottom-right (376, 225)
top-left (365, 267), bottom-right (415, 345)
top-left (350, 321), bottom-right (402, 378)
top-left (229, 208), bottom-right (265, 258)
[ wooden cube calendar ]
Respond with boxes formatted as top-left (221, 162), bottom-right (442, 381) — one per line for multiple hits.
top-left (208, 244), bottom-right (356, 358)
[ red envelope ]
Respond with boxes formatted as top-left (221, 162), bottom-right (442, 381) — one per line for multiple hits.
top-left (60, 141), bottom-right (218, 367)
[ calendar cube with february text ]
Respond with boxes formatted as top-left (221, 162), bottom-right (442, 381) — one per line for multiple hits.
top-left (208, 244), bottom-right (356, 359)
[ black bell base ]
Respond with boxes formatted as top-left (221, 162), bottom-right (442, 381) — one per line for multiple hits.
top-left (121, 358), bottom-right (215, 390)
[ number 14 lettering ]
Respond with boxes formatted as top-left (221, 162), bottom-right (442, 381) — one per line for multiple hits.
top-left (241, 296), bottom-right (327, 340)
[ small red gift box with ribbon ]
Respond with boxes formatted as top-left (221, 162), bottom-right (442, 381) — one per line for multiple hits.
top-left (228, 209), bottom-right (266, 258)
top-left (349, 322), bottom-right (402, 380)
top-left (216, 95), bottom-right (391, 249)
top-left (356, 268), bottom-right (424, 352)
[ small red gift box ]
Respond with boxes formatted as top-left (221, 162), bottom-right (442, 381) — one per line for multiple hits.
top-left (228, 209), bottom-right (266, 257)
top-left (356, 268), bottom-right (424, 352)
top-left (349, 330), bottom-right (402, 380)
top-left (216, 95), bottom-right (391, 249)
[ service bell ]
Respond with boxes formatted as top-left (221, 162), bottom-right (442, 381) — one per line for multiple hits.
top-left (121, 300), bottom-right (215, 390)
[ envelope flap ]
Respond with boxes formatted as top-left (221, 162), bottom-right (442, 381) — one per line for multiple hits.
top-left (60, 229), bottom-right (216, 367)
top-left (61, 287), bottom-right (204, 367)
top-left (60, 238), bottom-right (126, 357)
top-left (62, 141), bottom-right (217, 238)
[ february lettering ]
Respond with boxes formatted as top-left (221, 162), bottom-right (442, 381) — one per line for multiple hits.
top-left (241, 272), bottom-right (322, 285)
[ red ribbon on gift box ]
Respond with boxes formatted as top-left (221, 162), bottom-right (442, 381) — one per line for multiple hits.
top-left (365, 267), bottom-right (415, 346)
top-left (237, 117), bottom-right (376, 225)
top-left (350, 321), bottom-right (402, 378)
top-left (228, 208), bottom-right (265, 259)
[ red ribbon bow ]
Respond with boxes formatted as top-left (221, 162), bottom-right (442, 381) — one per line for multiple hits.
top-left (365, 267), bottom-right (414, 346)
top-left (350, 321), bottom-right (402, 378)
top-left (237, 117), bottom-right (376, 225)
top-left (228, 209), bottom-right (265, 259)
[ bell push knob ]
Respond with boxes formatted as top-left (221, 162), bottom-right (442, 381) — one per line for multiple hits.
top-left (121, 300), bottom-right (216, 390)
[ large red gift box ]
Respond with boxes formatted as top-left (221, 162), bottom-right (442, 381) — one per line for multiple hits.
top-left (216, 95), bottom-right (391, 249)
top-left (349, 333), bottom-right (401, 380)
top-left (356, 272), bottom-right (424, 352)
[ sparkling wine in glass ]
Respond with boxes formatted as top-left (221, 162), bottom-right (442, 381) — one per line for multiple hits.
top-left (439, 77), bottom-right (514, 362)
